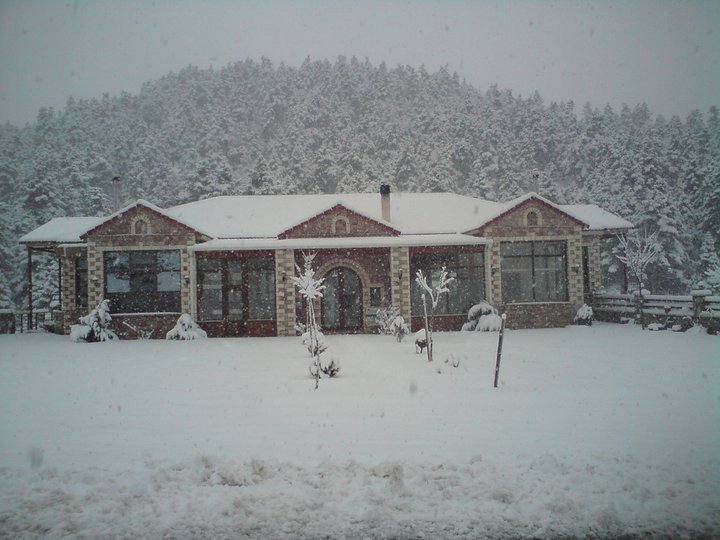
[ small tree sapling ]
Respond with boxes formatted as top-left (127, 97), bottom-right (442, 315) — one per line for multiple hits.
top-left (292, 252), bottom-right (329, 389)
top-left (70, 299), bottom-right (118, 342)
top-left (415, 267), bottom-right (455, 362)
top-left (615, 231), bottom-right (660, 329)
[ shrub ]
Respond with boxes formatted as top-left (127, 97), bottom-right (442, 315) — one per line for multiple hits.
top-left (573, 304), bottom-right (594, 326)
top-left (166, 314), bottom-right (208, 340)
top-left (462, 301), bottom-right (499, 331)
top-left (70, 299), bottom-right (118, 342)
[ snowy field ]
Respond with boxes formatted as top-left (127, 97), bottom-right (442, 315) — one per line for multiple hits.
top-left (0, 324), bottom-right (718, 539)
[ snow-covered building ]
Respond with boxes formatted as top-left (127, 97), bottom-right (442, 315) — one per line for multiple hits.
top-left (20, 187), bottom-right (632, 337)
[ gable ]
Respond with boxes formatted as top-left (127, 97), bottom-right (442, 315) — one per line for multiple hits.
top-left (81, 203), bottom-right (205, 240)
top-left (278, 204), bottom-right (400, 239)
top-left (466, 197), bottom-right (586, 238)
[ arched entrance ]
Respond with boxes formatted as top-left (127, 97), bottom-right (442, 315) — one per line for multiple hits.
top-left (321, 267), bottom-right (363, 332)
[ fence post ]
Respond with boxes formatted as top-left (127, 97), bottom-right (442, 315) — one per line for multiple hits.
top-left (493, 314), bottom-right (507, 388)
top-left (691, 289), bottom-right (710, 321)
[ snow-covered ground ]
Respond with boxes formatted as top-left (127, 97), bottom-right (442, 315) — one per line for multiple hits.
top-left (0, 324), bottom-right (718, 538)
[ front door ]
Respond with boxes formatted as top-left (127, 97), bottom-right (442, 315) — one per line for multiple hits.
top-left (322, 267), bottom-right (363, 332)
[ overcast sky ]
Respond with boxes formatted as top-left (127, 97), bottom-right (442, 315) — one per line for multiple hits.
top-left (0, 0), bottom-right (717, 126)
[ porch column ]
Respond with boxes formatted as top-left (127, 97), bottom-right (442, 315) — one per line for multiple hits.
top-left (390, 247), bottom-right (411, 322)
top-left (275, 249), bottom-right (297, 336)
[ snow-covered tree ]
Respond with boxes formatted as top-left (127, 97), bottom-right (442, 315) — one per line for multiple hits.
top-left (292, 252), bottom-right (328, 388)
top-left (616, 231), bottom-right (661, 329)
top-left (71, 299), bottom-right (117, 342)
top-left (415, 266), bottom-right (455, 362)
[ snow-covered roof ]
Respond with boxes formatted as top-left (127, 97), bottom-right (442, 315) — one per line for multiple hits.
top-left (19, 217), bottom-right (104, 244)
top-left (189, 234), bottom-right (489, 252)
top-left (165, 192), bottom-right (499, 238)
top-left (559, 204), bottom-right (633, 232)
top-left (20, 192), bottom-right (632, 245)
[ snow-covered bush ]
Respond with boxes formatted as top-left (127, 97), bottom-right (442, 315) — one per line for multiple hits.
top-left (374, 305), bottom-right (400, 334)
top-left (389, 315), bottom-right (409, 342)
top-left (462, 301), bottom-right (499, 331)
top-left (312, 351), bottom-right (340, 378)
top-left (574, 304), bottom-right (593, 326)
top-left (476, 313), bottom-right (503, 332)
top-left (302, 330), bottom-right (327, 356)
top-left (375, 306), bottom-right (409, 342)
top-left (166, 314), bottom-right (208, 340)
top-left (70, 299), bottom-right (117, 343)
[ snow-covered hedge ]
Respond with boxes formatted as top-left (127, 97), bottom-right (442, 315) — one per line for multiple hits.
top-left (574, 304), bottom-right (594, 326)
top-left (166, 314), bottom-right (208, 340)
top-left (70, 300), bottom-right (118, 343)
top-left (462, 301), bottom-right (500, 331)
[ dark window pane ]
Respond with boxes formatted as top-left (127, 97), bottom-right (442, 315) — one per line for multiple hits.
top-left (248, 258), bottom-right (275, 320)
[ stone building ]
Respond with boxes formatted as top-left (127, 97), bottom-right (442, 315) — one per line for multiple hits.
top-left (20, 187), bottom-right (632, 337)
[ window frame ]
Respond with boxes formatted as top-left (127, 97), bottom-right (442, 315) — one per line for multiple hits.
top-left (196, 255), bottom-right (276, 322)
top-left (500, 240), bottom-right (568, 303)
top-left (410, 248), bottom-right (485, 316)
top-left (104, 250), bottom-right (181, 313)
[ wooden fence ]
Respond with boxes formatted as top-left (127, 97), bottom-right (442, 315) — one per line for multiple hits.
top-left (592, 291), bottom-right (720, 331)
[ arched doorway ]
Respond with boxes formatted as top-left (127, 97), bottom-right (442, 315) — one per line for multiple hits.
top-left (321, 267), bottom-right (363, 332)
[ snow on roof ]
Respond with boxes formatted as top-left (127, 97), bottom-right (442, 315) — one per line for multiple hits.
top-left (189, 234), bottom-right (489, 252)
top-left (19, 216), bottom-right (104, 244)
top-left (559, 204), bottom-right (633, 231)
top-left (20, 192), bottom-right (632, 245)
top-left (166, 192), bottom-right (504, 238)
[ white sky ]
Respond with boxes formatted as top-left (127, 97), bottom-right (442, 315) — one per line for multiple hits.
top-left (0, 0), bottom-right (718, 126)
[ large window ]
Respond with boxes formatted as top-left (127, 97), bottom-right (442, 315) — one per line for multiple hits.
top-left (500, 241), bottom-right (567, 303)
top-left (410, 250), bottom-right (485, 316)
top-left (196, 256), bottom-right (276, 321)
top-left (104, 251), bottom-right (181, 313)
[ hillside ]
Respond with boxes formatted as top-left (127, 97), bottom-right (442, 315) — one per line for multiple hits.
top-left (0, 57), bottom-right (718, 308)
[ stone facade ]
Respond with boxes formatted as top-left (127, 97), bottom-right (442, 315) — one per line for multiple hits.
top-left (279, 204), bottom-right (398, 239)
top-left (390, 247), bottom-right (411, 322)
top-left (275, 249), bottom-right (297, 336)
top-left (480, 199), bottom-right (586, 329)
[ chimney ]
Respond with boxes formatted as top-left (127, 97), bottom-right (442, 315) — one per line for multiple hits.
top-left (380, 184), bottom-right (391, 222)
top-left (111, 176), bottom-right (121, 211)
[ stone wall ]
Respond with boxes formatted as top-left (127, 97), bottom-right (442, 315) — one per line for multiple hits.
top-left (482, 199), bottom-right (585, 328)
top-left (280, 205), bottom-right (397, 238)
top-left (275, 249), bottom-right (297, 336)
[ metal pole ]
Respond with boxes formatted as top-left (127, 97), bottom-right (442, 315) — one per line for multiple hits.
top-left (27, 247), bottom-right (33, 330)
top-left (493, 313), bottom-right (507, 388)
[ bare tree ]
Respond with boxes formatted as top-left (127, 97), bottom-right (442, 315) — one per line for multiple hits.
top-left (616, 231), bottom-right (660, 329)
top-left (415, 266), bottom-right (455, 362)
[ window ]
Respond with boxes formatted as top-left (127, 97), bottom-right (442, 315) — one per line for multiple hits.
top-left (500, 241), bottom-right (567, 303)
top-left (369, 287), bottom-right (382, 307)
top-left (410, 250), bottom-right (485, 316)
top-left (75, 256), bottom-right (88, 309)
top-left (333, 218), bottom-right (348, 235)
top-left (104, 251), bottom-right (181, 313)
top-left (134, 220), bottom-right (148, 234)
top-left (247, 258), bottom-right (275, 319)
top-left (526, 211), bottom-right (539, 227)
top-left (196, 256), bottom-right (276, 322)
